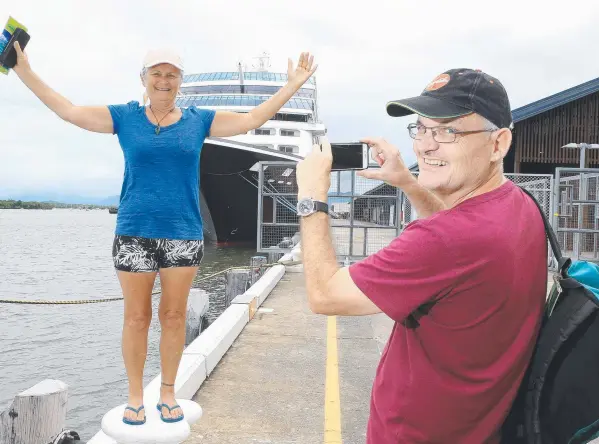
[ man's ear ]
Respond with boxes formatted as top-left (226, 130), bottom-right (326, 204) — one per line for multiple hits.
top-left (490, 128), bottom-right (512, 163)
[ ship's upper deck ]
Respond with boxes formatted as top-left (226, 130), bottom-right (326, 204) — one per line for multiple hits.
top-left (182, 71), bottom-right (316, 85)
top-left (176, 95), bottom-right (314, 111)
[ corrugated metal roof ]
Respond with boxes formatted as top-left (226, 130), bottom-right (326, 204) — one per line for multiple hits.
top-left (512, 77), bottom-right (599, 123)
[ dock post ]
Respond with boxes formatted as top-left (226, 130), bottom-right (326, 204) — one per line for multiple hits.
top-left (0, 379), bottom-right (70, 444)
top-left (185, 288), bottom-right (210, 345)
top-left (250, 256), bottom-right (268, 285)
top-left (268, 251), bottom-right (283, 264)
top-left (225, 269), bottom-right (250, 307)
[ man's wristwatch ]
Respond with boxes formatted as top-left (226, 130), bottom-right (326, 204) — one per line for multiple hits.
top-left (297, 197), bottom-right (328, 217)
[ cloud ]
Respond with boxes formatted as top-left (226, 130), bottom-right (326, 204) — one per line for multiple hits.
top-left (1, 0), bottom-right (599, 196)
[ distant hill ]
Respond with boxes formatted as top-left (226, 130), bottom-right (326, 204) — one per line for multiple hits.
top-left (0, 193), bottom-right (120, 206)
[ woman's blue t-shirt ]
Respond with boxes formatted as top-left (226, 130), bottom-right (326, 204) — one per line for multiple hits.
top-left (107, 101), bottom-right (216, 240)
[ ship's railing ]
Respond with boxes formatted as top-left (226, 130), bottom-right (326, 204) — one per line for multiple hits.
top-left (182, 71), bottom-right (316, 85)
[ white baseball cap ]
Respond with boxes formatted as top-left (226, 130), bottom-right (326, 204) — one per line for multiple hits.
top-left (142, 48), bottom-right (184, 71)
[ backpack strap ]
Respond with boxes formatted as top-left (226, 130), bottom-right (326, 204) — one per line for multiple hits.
top-left (518, 186), bottom-right (571, 276)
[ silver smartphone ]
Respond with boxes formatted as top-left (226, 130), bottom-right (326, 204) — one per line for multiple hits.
top-left (330, 142), bottom-right (369, 171)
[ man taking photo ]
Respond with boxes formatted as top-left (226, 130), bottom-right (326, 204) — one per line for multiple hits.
top-left (295, 68), bottom-right (547, 443)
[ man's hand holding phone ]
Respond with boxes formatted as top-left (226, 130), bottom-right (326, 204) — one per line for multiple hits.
top-left (358, 137), bottom-right (416, 189)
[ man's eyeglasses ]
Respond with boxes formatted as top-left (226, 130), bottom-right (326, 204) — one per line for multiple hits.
top-left (407, 122), bottom-right (496, 144)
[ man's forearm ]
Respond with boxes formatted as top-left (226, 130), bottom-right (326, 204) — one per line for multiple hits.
top-left (299, 212), bottom-right (339, 309)
top-left (400, 176), bottom-right (446, 218)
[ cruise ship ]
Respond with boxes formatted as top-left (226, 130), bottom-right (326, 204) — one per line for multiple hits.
top-left (176, 53), bottom-right (326, 245)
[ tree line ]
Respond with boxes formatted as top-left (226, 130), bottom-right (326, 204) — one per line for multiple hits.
top-left (0, 200), bottom-right (114, 210)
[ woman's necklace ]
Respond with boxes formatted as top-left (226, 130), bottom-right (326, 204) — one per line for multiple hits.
top-left (149, 105), bottom-right (175, 135)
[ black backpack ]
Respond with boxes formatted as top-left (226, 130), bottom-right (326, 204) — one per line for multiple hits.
top-left (502, 187), bottom-right (599, 444)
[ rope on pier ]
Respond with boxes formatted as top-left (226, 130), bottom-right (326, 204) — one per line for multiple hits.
top-left (0, 260), bottom-right (301, 305)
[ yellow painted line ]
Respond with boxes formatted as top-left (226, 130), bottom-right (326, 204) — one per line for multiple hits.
top-left (324, 315), bottom-right (342, 443)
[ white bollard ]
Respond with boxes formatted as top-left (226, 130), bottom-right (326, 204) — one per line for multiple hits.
top-left (100, 399), bottom-right (203, 444)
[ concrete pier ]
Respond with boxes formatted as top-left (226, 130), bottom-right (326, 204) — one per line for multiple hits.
top-left (185, 272), bottom-right (390, 444)
top-left (87, 246), bottom-right (558, 443)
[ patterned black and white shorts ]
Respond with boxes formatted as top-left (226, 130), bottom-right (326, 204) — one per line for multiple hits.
top-left (112, 235), bottom-right (204, 272)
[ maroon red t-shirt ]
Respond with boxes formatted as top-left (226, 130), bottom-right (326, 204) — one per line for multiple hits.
top-left (348, 180), bottom-right (547, 444)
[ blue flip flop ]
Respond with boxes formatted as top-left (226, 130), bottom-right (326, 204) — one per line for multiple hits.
top-left (156, 402), bottom-right (184, 423)
top-left (122, 405), bottom-right (146, 425)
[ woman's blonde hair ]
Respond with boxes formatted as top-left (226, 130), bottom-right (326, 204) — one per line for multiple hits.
top-left (141, 67), bottom-right (149, 105)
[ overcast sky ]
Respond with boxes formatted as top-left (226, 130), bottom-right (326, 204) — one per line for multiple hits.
top-left (1, 0), bottom-right (599, 198)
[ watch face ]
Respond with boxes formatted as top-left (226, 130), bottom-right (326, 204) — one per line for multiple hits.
top-left (297, 198), bottom-right (314, 216)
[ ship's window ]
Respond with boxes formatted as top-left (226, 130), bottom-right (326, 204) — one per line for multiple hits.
top-left (281, 129), bottom-right (299, 137)
top-left (254, 128), bottom-right (275, 136)
top-left (254, 144), bottom-right (274, 150)
top-left (279, 145), bottom-right (299, 154)
top-left (273, 113), bottom-right (309, 123)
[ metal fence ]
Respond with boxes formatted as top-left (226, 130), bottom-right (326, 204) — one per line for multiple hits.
top-left (328, 169), bottom-right (401, 260)
top-left (257, 161), bottom-right (400, 260)
top-left (257, 162), bottom-right (301, 254)
top-left (401, 172), bottom-right (555, 265)
top-left (554, 168), bottom-right (599, 262)
top-left (257, 162), bottom-right (596, 266)
top-left (400, 173), bottom-right (554, 222)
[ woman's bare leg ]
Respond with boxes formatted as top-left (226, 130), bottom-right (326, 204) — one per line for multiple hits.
top-left (157, 265), bottom-right (198, 419)
top-left (117, 270), bottom-right (156, 423)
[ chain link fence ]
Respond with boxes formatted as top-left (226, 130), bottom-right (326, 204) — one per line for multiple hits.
top-left (257, 163), bottom-right (569, 266)
top-left (401, 172), bottom-right (555, 266)
top-left (257, 162), bottom-right (400, 260)
top-left (400, 172), bottom-right (553, 225)
top-left (257, 162), bottom-right (301, 254)
top-left (554, 168), bottom-right (599, 263)
top-left (329, 170), bottom-right (401, 260)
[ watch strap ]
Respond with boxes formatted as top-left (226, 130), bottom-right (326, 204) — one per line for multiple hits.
top-left (313, 200), bottom-right (328, 214)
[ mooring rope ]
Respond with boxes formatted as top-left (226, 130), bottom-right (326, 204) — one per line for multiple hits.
top-left (0, 260), bottom-right (301, 305)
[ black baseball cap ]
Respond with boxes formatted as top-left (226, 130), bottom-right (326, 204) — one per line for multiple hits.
top-left (386, 68), bottom-right (513, 130)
